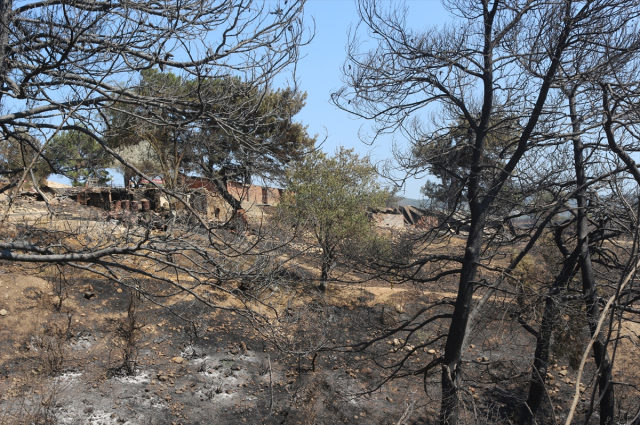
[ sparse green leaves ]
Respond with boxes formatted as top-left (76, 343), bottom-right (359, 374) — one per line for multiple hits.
top-left (279, 147), bottom-right (387, 288)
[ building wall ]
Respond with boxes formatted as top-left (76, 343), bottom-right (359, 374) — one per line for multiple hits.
top-left (226, 182), bottom-right (282, 207)
top-left (415, 215), bottom-right (439, 229)
top-left (186, 178), bottom-right (282, 207)
top-left (371, 213), bottom-right (405, 229)
top-left (190, 190), bottom-right (234, 223)
top-left (86, 191), bottom-right (111, 209)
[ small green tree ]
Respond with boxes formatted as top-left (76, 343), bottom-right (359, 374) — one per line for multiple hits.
top-left (280, 147), bottom-right (387, 291)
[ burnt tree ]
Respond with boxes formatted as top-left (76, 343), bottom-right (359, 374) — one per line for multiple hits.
top-left (333, 1), bottom-right (640, 423)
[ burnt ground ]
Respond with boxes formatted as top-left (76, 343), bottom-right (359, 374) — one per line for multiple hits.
top-left (0, 264), bottom-right (639, 425)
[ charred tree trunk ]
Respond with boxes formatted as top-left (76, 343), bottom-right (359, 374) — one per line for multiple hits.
top-left (124, 168), bottom-right (135, 188)
top-left (438, 2), bottom-right (499, 420)
top-left (318, 250), bottom-right (335, 292)
top-left (522, 226), bottom-right (579, 423)
top-left (437, 4), bottom-right (575, 421)
top-left (571, 92), bottom-right (615, 425)
top-left (0, 0), bottom-right (12, 107)
top-left (211, 173), bottom-right (242, 213)
top-left (319, 260), bottom-right (330, 292)
top-left (439, 109), bottom-right (489, 424)
top-left (440, 214), bottom-right (485, 424)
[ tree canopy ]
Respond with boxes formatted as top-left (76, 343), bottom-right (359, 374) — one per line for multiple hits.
top-left (48, 130), bottom-right (112, 186)
top-left (415, 114), bottom-right (522, 212)
top-left (333, 0), bottom-right (640, 423)
top-left (107, 69), bottom-right (315, 196)
top-left (279, 147), bottom-right (387, 291)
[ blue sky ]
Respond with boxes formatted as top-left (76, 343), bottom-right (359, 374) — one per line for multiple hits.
top-left (49, 0), bottom-right (450, 198)
top-left (293, 0), bottom-right (448, 198)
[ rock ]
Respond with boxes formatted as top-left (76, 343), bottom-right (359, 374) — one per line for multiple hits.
top-left (386, 396), bottom-right (393, 403)
top-left (83, 291), bottom-right (95, 300)
top-left (157, 374), bottom-right (169, 382)
top-left (171, 356), bottom-right (186, 364)
top-left (116, 288), bottom-right (123, 293)
top-left (469, 344), bottom-right (475, 349)
top-left (559, 370), bottom-right (568, 376)
top-left (153, 335), bottom-right (168, 344)
top-left (0, 309), bottom-right (6, 316)
top-left (181, 345), bottom-right (202, 359)
top-left (395, 305), bottom-right (404, 314)
top-left (481, 356), bottom-right (489, 362)
top-left (427, 349), bottom-right (436, 354)
top-left (392, 338), bottom-right (401, 346)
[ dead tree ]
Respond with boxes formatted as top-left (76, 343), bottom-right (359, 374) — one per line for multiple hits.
top-left (333, 1), bottom-right (640, 423)
top-left (0, 0), bottom-right (310, 198)
top-left (0, 0), bottom-right (314, 374)
top-left (0, 0), bottom-right (309, 217)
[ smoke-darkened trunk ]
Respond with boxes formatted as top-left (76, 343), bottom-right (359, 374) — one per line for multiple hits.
top-left (571, 92), bottom-right (615, 425)
top-left (522, 226), bottom-right (579, 422)
top-left (0, 0), bottom-right (12, 107)
top-left (211, 174), bottom-right (243, 212)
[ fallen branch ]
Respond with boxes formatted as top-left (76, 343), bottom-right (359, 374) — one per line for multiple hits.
top-left (268, 354), bottom-right (274, 417)
top-left (396, 399), bottom-right (415, 425)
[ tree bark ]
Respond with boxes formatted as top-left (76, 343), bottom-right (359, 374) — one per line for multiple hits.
top-left (211, 173), bottom-right (242, 212)
top-left (522, 228), bottom-right (580, 423)
top-left (440, 208), bottom-right (487, 424)
top-left (319, 250), bottom-right (336, 292)
top-left (570, 92), bottom-right (614, 425)
top-left (0, 0), bottom-right (12, 107)
top-left (319, 260), bottom-right (329, 292)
